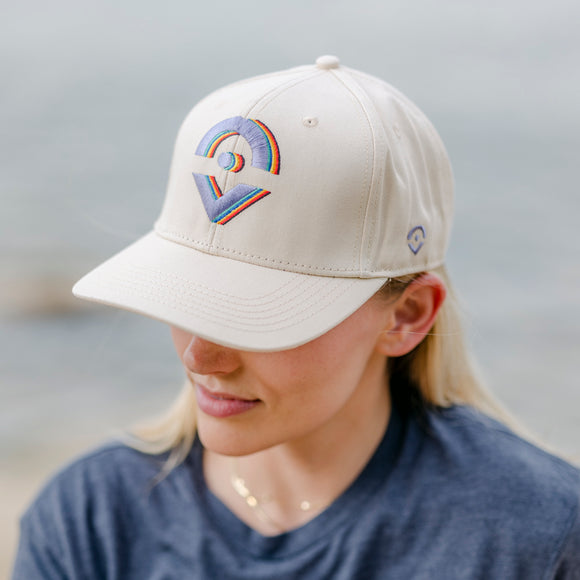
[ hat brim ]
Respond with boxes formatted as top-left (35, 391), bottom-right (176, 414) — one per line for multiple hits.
top-left (72, 232), bottom-right (388, 352)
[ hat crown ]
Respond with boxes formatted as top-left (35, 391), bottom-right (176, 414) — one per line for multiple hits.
top-left (73, 58), bottom-right (455, 351)
top-left (155, 57), bottom-right (453, 278)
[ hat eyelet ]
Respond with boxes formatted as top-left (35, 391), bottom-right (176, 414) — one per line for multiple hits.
top-left (303, 116), bottom-right (318, 128)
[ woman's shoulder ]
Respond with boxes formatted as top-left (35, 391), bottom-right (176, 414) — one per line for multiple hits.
top-left (14, 440), bottom-right (199, 579)
top-left (25, 438), bottom-right (199, 520)
top-left (32, 440), bottom-right (168, 500)
top-left (416, 405), bottom-right (580, 554)
top-left (427, 404), bottom-right (580, 489)
top-left (19, 442), bottom-right (160, 536)
top-left (381, 404), bottom-right (580, 576)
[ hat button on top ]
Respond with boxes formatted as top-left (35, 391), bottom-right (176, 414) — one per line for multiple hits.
top-left (315, 55), bottom-right (340, 70)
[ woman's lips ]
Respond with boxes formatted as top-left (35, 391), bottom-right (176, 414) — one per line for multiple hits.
top-left (195, 383), bottom-right (260, 418)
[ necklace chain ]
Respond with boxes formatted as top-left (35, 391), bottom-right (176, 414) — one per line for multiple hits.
top-left (229, 459), bottom-right (323, 532)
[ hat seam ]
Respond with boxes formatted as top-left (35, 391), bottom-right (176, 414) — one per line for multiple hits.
top-left (156, 226), bottom-right (366, 274)
top-left (329, 68), bottom-right (374, 276)
top-left (332, 68), bottom-right (388, 277)
top-left (245, 69), bottom-right (322, 114)
top-left (210, 132), bottom-right (244, 248)
top-left (348, 69), bottom-right (428, 125)
top-left (156, 221), bottom-right (443, 277)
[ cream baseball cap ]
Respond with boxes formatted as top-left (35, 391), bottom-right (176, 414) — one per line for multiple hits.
top-left (73, 55), bottom-right (454, 351)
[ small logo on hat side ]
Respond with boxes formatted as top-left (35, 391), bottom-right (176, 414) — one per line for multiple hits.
top-left (407, 225), bottom-right (426, 255)
top-left (193, 117), bottom-right (281, 225)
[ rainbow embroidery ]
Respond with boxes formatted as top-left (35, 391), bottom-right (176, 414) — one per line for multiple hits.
top-left (214, 188), bottom-right (270, 225)
top-left (218, 152), bottom-right (244, 173)
top-left (204, 175), bottom-right (223, 200)
top-left (203, 131), bottom-right (238, 157)
top-left (250, 119), bottom-right (280, 174)
top-left (193, 117), bottom-right (281, 224)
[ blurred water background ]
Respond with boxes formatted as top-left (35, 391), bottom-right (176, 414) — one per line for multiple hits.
top-left (2, 0), bottom-right (579, 575)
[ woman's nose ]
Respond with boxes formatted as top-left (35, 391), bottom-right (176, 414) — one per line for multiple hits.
top-left (182, 335), bottom-right (242, 376)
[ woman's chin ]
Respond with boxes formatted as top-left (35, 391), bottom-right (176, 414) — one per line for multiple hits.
top-left (196, 419), bottom-right (274, 457)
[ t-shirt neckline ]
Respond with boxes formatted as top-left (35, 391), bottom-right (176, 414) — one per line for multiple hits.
top-left (186, 402), bottom-right (405, 559)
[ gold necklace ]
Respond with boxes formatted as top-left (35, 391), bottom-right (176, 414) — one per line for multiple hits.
top-left (229, 459), bottom-right (324, 532)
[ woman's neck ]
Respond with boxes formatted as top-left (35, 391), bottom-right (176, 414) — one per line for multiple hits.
top-left (203, 356), bottom-right (391, 535)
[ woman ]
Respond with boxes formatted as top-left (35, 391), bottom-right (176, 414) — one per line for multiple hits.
top-left (13, 55), bottom-right (580, 578)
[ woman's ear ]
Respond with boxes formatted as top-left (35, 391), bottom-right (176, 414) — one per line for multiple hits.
top-left (375, 273), bottom-right (447, 357)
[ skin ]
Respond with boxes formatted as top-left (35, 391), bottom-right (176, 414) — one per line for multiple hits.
top-left (170, 273), bottom-right (446, 534)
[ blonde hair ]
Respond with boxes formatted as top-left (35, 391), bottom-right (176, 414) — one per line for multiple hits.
top-left (127, 264), bottom-right (533, 466)
top-left (381, 266), bottom-right (525, 428)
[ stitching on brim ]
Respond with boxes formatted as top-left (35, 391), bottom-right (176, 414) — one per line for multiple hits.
top-left (117, 263), bottom-right (337, 315)
top-left (98, 269), bottom-right (357, 333)
top-left (122, 263), bottom-right (314, 307)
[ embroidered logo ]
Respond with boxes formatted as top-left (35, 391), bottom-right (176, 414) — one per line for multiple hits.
top-left (193, 117), bottom-right (281, 225)
top-left (407, 225), bottom-right (426, 255)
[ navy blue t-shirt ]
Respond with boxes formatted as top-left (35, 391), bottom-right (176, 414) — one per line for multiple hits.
top-left (13, 404), bottom-right (580, 579)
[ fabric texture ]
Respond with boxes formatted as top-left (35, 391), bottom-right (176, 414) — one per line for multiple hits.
top-left (13, 404), bottom-right (580, 579)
